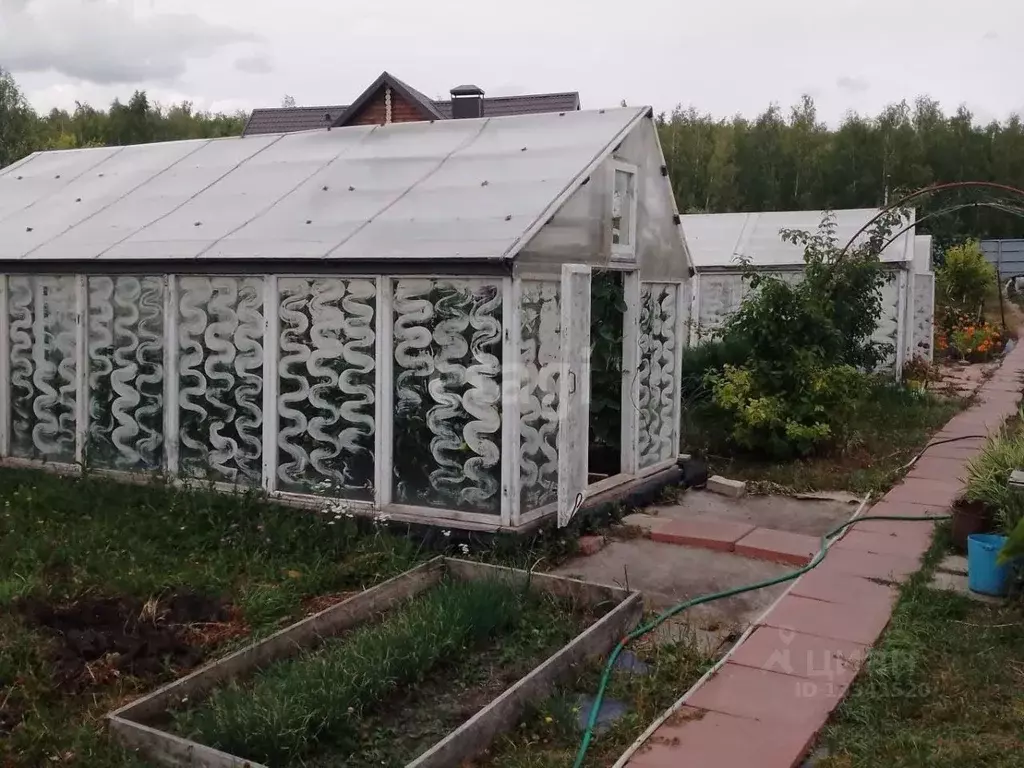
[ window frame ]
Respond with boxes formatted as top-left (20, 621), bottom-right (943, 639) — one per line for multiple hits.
top-left (609, 160), bottom-right (639, 261)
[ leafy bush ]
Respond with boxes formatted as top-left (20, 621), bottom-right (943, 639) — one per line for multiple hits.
top-left (705, 211), bottom-right (898, 457)
top-left (936, 240), bottom-right (997, 323)
top-left (963, 419), bottom-right (1024, 535)
top-left (678, 336), bottom-right (752, 404)
top-left (998, 517), bottom-right (1024, 565)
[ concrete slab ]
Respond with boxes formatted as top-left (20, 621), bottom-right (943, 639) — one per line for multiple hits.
top-left (553, 538), bottom-right (794, 633)
top-left (937, 554), bottom-right (969, 576)
top-left (645, 491), bottom-right (854, 538)
top-left (928, 570), bottom-right (1005, 604)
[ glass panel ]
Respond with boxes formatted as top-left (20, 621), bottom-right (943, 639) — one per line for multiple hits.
top-left (8, 275), bottom-right (78, 463)
top-left (87, 276), bottom-right (165, 471)
top-left (392, 279), bottom-right (502, 515)
top-left (612, 169), bottom-right (635, 247)
top-left (638, 283), bottom-right (679, 469)
top-left (277, 278), bottom-right (376, 500)
top-left (519, 281), bottom-right (560, 513)
top-left (177, 276), bottom-right (264, 484)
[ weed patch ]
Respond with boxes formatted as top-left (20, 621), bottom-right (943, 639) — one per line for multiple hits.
top-left (475, 635), bottom-right (710, 768)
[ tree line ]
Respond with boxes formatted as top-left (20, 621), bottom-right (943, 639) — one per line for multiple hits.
top-left (3, 67), bottom-right (1023, 246)
top-left (0, 69), bottom-right (246, 168)
top-left (657, 95), bottom-right (1024, 249)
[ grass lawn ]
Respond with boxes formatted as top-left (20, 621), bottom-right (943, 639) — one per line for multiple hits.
top-left (686, 383), bottom-right (965, 495)
top-left (0, 468), bottom-right (426, 768)
top-left (816, 531), bottom-right (1024, 767)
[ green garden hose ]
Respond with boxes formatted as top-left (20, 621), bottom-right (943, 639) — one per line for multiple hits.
top-left (572, 511), bottom-right (951, 768)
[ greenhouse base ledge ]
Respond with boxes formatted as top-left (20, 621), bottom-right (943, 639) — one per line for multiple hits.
top-left (0, 457), bottom-right (684, 535)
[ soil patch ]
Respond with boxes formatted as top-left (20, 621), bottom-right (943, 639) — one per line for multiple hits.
top-left (0, 696), bottom-right (25, 736)
top-left (16, 591), bottom-right (229, 691)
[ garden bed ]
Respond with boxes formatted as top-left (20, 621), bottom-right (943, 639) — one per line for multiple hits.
top-left (107, 558), bottom-right (642, 768)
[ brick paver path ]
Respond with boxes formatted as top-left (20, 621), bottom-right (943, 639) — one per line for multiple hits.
top-left (623, 345), bottom-right (1024, 768)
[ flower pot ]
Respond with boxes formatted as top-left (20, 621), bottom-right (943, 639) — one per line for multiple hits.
top-left (967, 534), bottom-right (1012, 596)
top-left (951, 500), bottom-right (994, 553)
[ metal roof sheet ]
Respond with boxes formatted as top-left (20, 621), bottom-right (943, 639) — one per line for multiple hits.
top-left (0, 106), bottom-right (646, 265)
top-left (682, 208), bottom-right (915, 269)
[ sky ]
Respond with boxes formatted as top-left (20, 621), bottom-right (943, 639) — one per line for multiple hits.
top-left (1, 0), bottom-right (1021, 125)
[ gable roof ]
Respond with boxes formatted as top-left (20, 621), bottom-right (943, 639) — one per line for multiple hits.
top-left (333, 71), bottom-right (445, 128)
top-left (681, 208), bottom-right (916, 269)
top-left (0, 107), bottom-right (648, 267)
top-left (241, 71), bottom-right (581, 136)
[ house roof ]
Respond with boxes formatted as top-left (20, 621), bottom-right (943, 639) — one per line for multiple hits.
top-left (333, 71), bottom-right (444, 128)
top-left (242, 74), bottom-right (581, 136)
top-left (681, 208), bottom-right (916, 269)
top-left (242, 105), bottom-right (348, 137)
top-left (0, 107), bottom-right (647, 267)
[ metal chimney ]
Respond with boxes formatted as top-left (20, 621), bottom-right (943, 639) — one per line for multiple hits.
top-left (450, 84), bottom-right (485, 119)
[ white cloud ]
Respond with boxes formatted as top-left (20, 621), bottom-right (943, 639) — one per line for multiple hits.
top-left (0, 0), bottom-right (256, 84)
top-left (836, 76), bottom-right (870, 94)
top-left (234, 53), bottom-right (274, 75)
top-left (5, 0), bottom-right (1024, 124)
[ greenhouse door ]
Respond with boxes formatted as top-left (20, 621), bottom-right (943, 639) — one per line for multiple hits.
top-left (557, 264), bottom-right (592, 527)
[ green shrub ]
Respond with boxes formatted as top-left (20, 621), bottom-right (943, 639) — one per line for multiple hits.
top-left (998, 517), bottom-right (1024, 564)
top-left (678, 337), bottom-right (751, 404)
top-left (936, 240), bottom-right (997, 323)
top-left (705, 210), bottom-right (898, 457)
top-left (709, 362), bottom-right (870, 458)
top-left (963, 418), bottom-right (1024, 535)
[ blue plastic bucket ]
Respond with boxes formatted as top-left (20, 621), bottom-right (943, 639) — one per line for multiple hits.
top-left (967, 534), bottom-right (1011, 596)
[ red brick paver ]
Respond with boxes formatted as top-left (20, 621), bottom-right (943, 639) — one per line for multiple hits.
top-left (806, 546), bottom-right (920, 583)
top-left (834, 529), bottom-right (930, 559)
top-left (883, 478), bottom-right (962, 508)
top-left (790, 568), bottom-right (898, 609)
top-left (906, 455), bottom-right (969, 483)
top-left (629, 708), bottom-right (815, 768)
top-left (650, 518), bottom-right (755, 552)
top-left (761, 594), bottom-right (894, 645)
top-left (686, 663), bottom-right (842, 727)
top-left (728, 626), bottom-right (868, 686)
top-left (734, 528), bottom-right (820, 565)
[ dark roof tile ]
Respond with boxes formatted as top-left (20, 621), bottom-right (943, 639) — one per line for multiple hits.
top-left (243, 105), bottom-right (347, 136)
top-left (433, 92), bottom-right (580, 119)
top-left (241, 77), bottom-right (580, 137)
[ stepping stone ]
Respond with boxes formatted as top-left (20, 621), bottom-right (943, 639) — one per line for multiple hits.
top-left (936, 554), bottom-right (968, 576)
top-left (928, 570), bottom-right (1004, 604)
top-left (613, 650), bottom-right (651, 675)
top-left (575, 694), bottom-right (629, 733)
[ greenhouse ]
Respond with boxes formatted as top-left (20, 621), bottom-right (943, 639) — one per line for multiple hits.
top-left (0, 106), bottom-right (691, 531)
top-left (682, 208), bottom-right (936, 370)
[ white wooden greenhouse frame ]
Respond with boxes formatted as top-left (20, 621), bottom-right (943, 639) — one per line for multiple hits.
top-left (0, 106), bottom-right (692, 532)
top-left (681, 209), bottom-right (936, 371)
